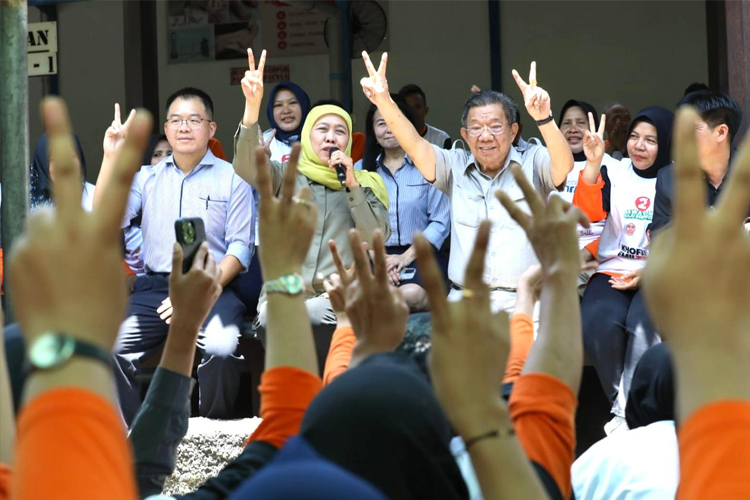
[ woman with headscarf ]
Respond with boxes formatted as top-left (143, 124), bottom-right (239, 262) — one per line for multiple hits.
top-left (355, 94), bottom-right (450, 312)
top-left (30, 132), bottom-right (95, 211)
top-left (572, 343), bottom-right (678, 499)
top-left (262, 81), bottom-right (311, 163)
top-left (574, 106), bottom-right (674, 434)
top-left (235, 55), bottom-right (390, 363)
top-left (557, 100), bottom-right (621, 251)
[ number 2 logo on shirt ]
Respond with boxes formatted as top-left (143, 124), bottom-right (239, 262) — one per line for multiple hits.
top-left (635, 196), bottom-right (651, 211)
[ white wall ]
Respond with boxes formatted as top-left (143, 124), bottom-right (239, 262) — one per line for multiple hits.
top-left (498, 1), bottom-right (708, 126)
top-left (27, 0), bottom-right (709, 180)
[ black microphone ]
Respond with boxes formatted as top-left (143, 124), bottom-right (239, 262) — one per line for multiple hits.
top-left (329, 146), bottom-right (346, 186)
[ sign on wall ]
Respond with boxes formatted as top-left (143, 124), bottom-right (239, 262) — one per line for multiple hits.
top-left (230, 64), bottom-right (290, 85)
top-left (28, 21), bottom-right (58, 76)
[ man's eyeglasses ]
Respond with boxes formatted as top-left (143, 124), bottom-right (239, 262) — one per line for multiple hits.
top-left (465, 124), bottom-right (507, 137)
top-left (166, 118), bottom-right (211, 129)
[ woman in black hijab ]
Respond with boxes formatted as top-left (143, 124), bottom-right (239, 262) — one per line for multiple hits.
top-left (30, 132), bottom-right (94, 211)
top-left (577, 106), bottom-right (674, 433)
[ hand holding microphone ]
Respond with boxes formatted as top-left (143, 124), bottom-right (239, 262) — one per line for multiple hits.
top-left (328, 146), bottom-right (356, 188)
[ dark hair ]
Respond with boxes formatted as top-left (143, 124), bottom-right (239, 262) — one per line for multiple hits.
top-left (678, 90), bottom-right (743, 140)
top-left (461, 90), bottom-right (518, 128)
top-left (361, 94), bottom-right (419, 172)
top-left (397, 84), bottom-right (427, 106)
top-left (683, 82), bottom-right (709, 97)
top-left (312, 98), bottom-right (346, 109)
top-left (165, 87), bottom-right (214, 119)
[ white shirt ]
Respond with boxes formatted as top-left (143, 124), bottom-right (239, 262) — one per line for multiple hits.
top-left (597, 158), bottom-right (655, 274)
top-left (552, 153), bottom-right (619, 248)
top-left (423, 123), bottom-right (451, 148)
top-left (572, 420), bottom-right (679, 500)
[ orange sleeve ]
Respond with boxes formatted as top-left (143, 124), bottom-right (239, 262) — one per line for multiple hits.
top-left (322, 326), bottom-right (356, 386)
top-left (245, 367), bottom-right (322, 449)
top-left (123, 261), bottom-right (135, 276)
top-left (350, 132), bottom-right (366, 163)
top-left (677, 401), bottom-right (750, 500)
top-left (502, 313), bottom-right (534, 384)
top-left (208, 138), bottom-right (228, 161)
top-left (509, 373), bottom-right (577, 500)
top-left (0, 464), bottom-right (11, 500)
top-left (11, 389), bottom-right (136, 500)
top-left (585, 237), bottom-right (600, 261)
top-left (572, 171), bottom-right (606, 223)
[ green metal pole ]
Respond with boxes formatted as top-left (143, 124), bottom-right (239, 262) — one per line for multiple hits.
top-left (0, 0), bottom-right (30, 324)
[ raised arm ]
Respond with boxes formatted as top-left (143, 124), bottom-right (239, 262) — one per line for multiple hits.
top-left (9, 97), bottom-right (152, 500)
top-left (642, 108), bottom-right (750, 499)
top-left (415, 223), bottom-right (549, 500)
top-left (512, 62), bottom-right (574, 187)
top-left (233, 49), bottom-right (284, 192)
top-left (360, 52), bottom-right (437, 182)
top-left (94, 103), bottom-right (136, 209)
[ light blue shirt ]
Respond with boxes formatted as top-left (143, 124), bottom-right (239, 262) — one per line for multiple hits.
top-left (355, 155), bottom-right (450, 249)
top-left (124, 149), bottom-right (253, 274)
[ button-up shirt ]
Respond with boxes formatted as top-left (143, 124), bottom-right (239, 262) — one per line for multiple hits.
top-left (234, 124), bottom-right (391, 295)
top-left (355, 154), bottom-right (450, 249)
top-left (433, 144), bottom-right (558, 289)
top-left (123, 149), bottom-right (254, 274)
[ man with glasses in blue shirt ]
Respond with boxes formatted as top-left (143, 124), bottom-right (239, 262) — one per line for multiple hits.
top-left (361, 55), bottom-right (573, 318)
top-left (100, 87), bottom-right (253, 424)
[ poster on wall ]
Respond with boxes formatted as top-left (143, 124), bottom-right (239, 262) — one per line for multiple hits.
top-left (167, 0), bottom-right (389, 64)
top-left (167, 0), bottom-right (261, 64)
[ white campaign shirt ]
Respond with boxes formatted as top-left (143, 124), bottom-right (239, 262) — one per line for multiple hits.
top-left (597, 158), bottom-right (655, 274)
top-left (551, 153), bottom-right (619, 248)
top-left (572, 420), bottom-right (679, 500)
top-left (423, 123), bottom-right (451, 148)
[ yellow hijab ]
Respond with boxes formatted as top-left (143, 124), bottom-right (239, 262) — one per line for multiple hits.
top-left (297, 105), bottom-right (389, 209)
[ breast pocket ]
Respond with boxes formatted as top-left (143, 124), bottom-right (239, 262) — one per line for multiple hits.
top-left (199, 195), bottom-right (229, 228)
top-left (453, 186), bottom-right (484, 228)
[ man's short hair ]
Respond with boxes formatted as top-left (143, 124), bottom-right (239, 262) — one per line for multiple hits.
top-left (678, 90), bottom-right (743, 140)
top-left (683, 82), bottom-right (709, 97)
top-left (461, 90), bottom-right (518, 128)
top-left (165, 87), bottom-right (214, 120)
top-left (397, 84), bottom-right (427, 106)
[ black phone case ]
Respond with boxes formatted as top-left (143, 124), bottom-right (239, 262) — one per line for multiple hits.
top-left (174, 218), bottom-right (207, 274)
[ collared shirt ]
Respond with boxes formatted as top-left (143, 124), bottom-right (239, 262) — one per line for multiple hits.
top-left (433, 144), bottom-right (558, 289)
top-left (235, 124), bottom-right (391, 295)
top-left (355, 154), bottom-right (450, 249)
top-left (124, 149), bottom-right (254, 274)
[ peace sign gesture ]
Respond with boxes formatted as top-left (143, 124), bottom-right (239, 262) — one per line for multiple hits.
top-left (241, 48), bottom-right (266, 121)
top-left (360, 51), bottom-right (390, 106)
top-left (102, 103), bottom-right (136, 159)
top-left (583, 112), bottom-right (607, 165)
top-left (512, 61), bottom-right (552, 122)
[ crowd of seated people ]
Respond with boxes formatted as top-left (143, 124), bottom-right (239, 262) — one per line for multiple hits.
top-left (2, 43), bottom-right (750, 500)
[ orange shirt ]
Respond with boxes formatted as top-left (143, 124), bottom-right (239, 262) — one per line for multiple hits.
top-left (510, 373), bottom-right (577, 499)
top-left (9, 388), bottom-right (136, 500)
top-left (503, 313), bottom-right (534, 384)
top-left (677, 401), bottom-right (750, 500)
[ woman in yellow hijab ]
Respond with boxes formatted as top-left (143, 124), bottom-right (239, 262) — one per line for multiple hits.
top-left (234, 89), bottom-right (392, 356)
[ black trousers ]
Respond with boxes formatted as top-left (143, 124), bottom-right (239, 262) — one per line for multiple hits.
top-left (113, 274), bottom-right (246, 425)
top-left (581, 272), bottom-right (660, 416)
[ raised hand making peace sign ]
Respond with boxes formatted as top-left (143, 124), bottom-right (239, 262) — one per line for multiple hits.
top-left (512, 62), bottom-right (552, 122)
top-left (241, 48), bottom-right (267, 126)
top-left (103, 103), bottom-right (136, 159)
top-left (360, 51), bottom-right (391, 107)
top-left (583, 112), bottom-right (607, 165)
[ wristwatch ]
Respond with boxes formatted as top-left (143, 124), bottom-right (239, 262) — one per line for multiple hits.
top-left (27, 332), bottom-right (111, 371)
top-left (264, 273), bottom-right (305, 295)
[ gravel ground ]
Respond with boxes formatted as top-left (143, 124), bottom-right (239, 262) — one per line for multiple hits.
top-left (163, 417), bottom-right (262, 496)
